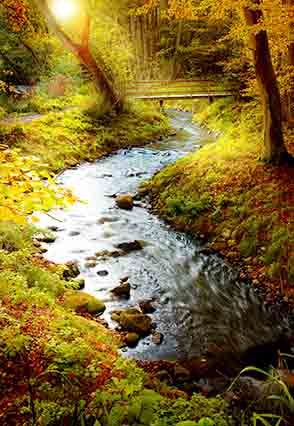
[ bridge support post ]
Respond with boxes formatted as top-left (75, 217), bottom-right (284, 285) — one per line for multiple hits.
top-left (208, 95), bottom-right (214, 104)
top-left (159, 99), bottom-right (164, 112)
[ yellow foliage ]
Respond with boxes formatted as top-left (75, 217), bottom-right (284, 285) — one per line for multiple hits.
top-left (0, 148), bottom-right (76, 224)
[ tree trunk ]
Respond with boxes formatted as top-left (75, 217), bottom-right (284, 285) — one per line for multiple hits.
top-left (171, 20), bottom-right (183, 79)
top-left (160, 0), bottom-right (169, 10)
top-left (138, 15), bottom-right (145, 78)
top-left (34, 0), bottom-right (123, 112)
top-left (243, 3), bottom-right (292, 165)
top-left (287, 0), bottom-right (294, 122)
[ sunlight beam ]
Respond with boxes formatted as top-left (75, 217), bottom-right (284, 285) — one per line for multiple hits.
top-left (51, 0), bottom-right (79, 21)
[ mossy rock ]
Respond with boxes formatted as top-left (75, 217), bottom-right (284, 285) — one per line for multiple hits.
top-left (115, 194), bottom-right (134, 210)
top-left (113, 308), bottom-right (152, 336)
top-left (73, 277), bottom-right (85, 290)
top-left (62, 261), bottom-right (80, 280)
top-left (111, 281), bottom-right (131, 298)
top-left (124, 332), bottom-right (140, 347)
top-left (63, 290), bottom-right (105, 316)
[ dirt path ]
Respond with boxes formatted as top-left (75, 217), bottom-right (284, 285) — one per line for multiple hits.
top-left (1, 106), bottom-right (77, 125)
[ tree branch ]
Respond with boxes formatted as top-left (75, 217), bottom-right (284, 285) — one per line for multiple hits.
top-left (82, 14), bottom-right (91, 49)
top-left (34, 0), bottom-right (81, 53)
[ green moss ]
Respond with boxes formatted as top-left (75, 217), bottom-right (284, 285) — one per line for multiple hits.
top-left (3, 103), bottom-right (168, 174)
top-left (63, 290), bottom-right (106, 315)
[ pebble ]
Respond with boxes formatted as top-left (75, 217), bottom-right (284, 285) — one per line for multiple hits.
top-left (69, 231), bottom-right (80, 237)
top-left (111, 282), bottom-right (131, 298)
top-left (97, 270), bottom-right (109, 277)
top-left (48, 226), bottom-right (60, 232)
top-left (85, 261), bottom-right (97, 268)
top-left (152, 332), bottom-right (163, 345)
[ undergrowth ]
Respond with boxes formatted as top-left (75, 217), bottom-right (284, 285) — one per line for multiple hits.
top-left (2, 101), bottom-right (169, 172)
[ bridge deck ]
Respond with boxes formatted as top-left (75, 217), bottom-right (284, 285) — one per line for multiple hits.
top-left (132, 92), bottom-right (233, 100)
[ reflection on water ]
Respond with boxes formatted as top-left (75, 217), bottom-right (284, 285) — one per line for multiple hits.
top-left (38, 111), bottom-right (285, 361)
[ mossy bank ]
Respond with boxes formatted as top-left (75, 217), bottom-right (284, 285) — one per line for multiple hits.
top-left (1, 102), bottom-right (170, 173)
top-left (146, 98), bottom-right (294, 304)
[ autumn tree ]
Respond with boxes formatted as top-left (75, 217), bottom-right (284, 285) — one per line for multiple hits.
top-left (0, 0), bottom-right (54, 85)
top-left (240, 0), bottom-right (293, 164)
top-left (284, 0), bottom-right (294, 122)
top-left (34, 0), bottom-right (124, 112)
top-left (143, 0), bottom-right (293, 164)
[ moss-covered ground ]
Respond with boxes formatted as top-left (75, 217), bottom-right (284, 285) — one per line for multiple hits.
top-left (146, 98), bottom-right (294, 304)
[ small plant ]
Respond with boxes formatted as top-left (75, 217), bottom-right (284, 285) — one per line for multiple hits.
top-left (229, 363), bottom-right (294, 425)
top-left (252, 413), bottom-right (283, 426)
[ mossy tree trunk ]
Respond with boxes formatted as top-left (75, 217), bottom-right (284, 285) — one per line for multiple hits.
top-left (243, 2), bottom-right (292, 165)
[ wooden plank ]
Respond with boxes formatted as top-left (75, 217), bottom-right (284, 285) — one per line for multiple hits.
top-left (131, 93), bottom-right (234, 100)
top-left (130, 79), bottom-right (213, 84)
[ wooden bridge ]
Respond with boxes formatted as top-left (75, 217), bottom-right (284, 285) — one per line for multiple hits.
top-left (126, 79), bottom-right (235, 103)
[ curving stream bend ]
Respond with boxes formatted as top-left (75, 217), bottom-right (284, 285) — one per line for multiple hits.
top-left (38, 111), bottom-right (285, 363)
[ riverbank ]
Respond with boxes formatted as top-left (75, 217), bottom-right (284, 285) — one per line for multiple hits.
top-left (1, 103), bottom-right (170, 172)
top-left (0, 105), bottom-right (235, 425)
top-left (145, 99), bottom-right (294, 305)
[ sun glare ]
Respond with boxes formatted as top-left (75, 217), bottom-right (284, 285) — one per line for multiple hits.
top-left (51, 0), bottom-right (78, 21)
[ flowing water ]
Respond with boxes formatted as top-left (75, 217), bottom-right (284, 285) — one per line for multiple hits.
top-left (38, 111), bottom-right (286, 362)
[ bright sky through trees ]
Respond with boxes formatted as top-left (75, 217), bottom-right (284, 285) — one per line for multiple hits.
top-left (50, 0), bottom-right (79, 21)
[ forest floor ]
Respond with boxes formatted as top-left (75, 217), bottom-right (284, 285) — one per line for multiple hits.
top-left (0, 103), bottom-right (237, 425)
top-left (145, 98), bottom-right (294, 308)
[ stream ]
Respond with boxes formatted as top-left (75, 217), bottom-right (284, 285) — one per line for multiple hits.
top-left (38, 111), bottom-right (287, 364)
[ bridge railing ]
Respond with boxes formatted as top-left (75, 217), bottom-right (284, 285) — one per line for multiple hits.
top-left (126, 79), bottom-right (234, 97)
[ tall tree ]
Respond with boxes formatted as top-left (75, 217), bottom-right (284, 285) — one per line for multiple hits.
top-left (34, 0), bottom-right (123, 112)
top-left (242, 1), bottom-right (292, 164)
top-left (286, 0), bottom-right (294, 122)
top-left (164, 0), bottom-right (293, 164)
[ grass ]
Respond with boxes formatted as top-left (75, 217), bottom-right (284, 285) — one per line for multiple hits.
top-left (1, 101), bottom-right (170, 173)
top-left (145, 98), bottom-right (294, 302)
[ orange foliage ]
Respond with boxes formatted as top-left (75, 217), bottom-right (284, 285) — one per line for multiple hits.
top-left (1, 0), bottom-right (28, 31)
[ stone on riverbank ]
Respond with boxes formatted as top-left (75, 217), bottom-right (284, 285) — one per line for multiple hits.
top-left (63, 290), bottom-right (105, 316)
top-left (152, 332), bottom-right (163, 345)
top-left (111, 308), bottom-right (152, 336)
top-left (69, 231), bottom-right (80, 237)
top-left (97, 270), bottom-right (109, 277)
top-left (115, 194), bottom-right (134, 210)
top-left (124, 332), bottom-right (140, 347)
top-left (139, 300), bottom-right (156, 314)
top-left (111, 281), bottom-right (131, 298)
top-left (62, 261), bottom-right (80, 280)
top-left (95, 249), bottom-right (125, 259)
top-left (73, 277), bottom-right (85, 290)
top-left (85, 260), bottom-right (97, 268)
top-left (35, 233), bottom-right (56, 244)
top-left (116, 240), bottom-right (144, 253)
